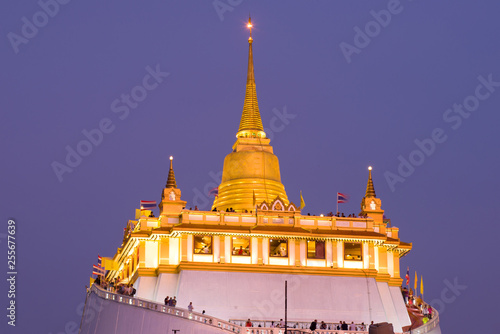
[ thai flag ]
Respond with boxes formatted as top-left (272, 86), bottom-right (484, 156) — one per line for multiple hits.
top-left (97, 255), bottom-right (102, 267)
top-left (337, 192), bottom-right (349, 203)
top-left (140, 200), bottom-right (157, 210)
top-left (93, 264), bottom-right (105, 276)
top-left (405, 267), bottom-right (410, 285)
top-left (208, 187), bottom-right (219, 197)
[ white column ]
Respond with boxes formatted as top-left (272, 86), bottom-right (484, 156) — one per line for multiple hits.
top-left (251, 237), bottom-right (258, 264)
top-left (187, 235), bottom-right (193, 262)
top-left (387, 252), bottom-right (394, 277)
top-left (169, 237), bottom-right (180, 265)
top-left (337, 242), bottom-right (343, 268)
top-left (300, 240), bottom-right (306, 266)
top-left (375, 246), bottom-right (380, 271)
top-left (213, 236), bottom-right (220, 262)
top-left (363, 242), bottom-right (369, 269)
top-left (225, 236), bottom-right (231, 264)
top-left (326, 240), bottom-right (333, 267)
top-left (288, 239), bottom-right (295, 266)
top-left (145, 241), bottom-right (159, 268)
top-left (262, 238), bottom-right (269, 264)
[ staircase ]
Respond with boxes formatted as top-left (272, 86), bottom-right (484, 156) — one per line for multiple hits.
top-left (79, 284), bottom-right (242, 334)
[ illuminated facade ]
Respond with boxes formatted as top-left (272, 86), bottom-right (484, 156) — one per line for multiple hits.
top-left (105, 18), bottom-right (414, 332)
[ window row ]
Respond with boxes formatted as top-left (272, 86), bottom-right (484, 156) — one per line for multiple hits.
top-left (193, 236), bottom-right (363, 261)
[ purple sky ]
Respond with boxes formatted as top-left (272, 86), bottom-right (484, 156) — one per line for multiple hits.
top-left (1, 1), bottom-right (499, 333)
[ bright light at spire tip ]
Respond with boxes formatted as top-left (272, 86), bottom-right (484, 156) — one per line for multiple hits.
top-left (247, 23), bottom-right (252, 28)
top-left (170, 156), bottom-right (173, 161)
top-left (368, 166), bottom-right (372, 171)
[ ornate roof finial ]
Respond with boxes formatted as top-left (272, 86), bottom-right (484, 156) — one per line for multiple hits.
top-left (247, 14), bottom-right (253, 41)
top-left (166, 156), bottom-right (177, 188)
top-left (236, 16), bottom-right (265, 139)
top-left (365, 166), bottom-right (376, 198)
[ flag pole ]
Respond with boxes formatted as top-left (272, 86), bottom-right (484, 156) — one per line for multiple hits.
top-left (253, 190), bottom-right (257, 218)
top-left (336, 192), bottom-right (338, 216)
top-left (285, 280), bottom-right (288, 334)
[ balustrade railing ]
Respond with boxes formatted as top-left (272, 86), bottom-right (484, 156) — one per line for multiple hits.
top-left (90, 284), bottom-right (438, 334)
top-left (232, 319), bottom-right (371, 331)
top-left (244, 329), bottom-right (365, 334)
top-left (89, 284), bottom-right (242, 333)
top-left (243, 329), bottom-right (422, 334)
top-left (407, 307), bottom-right (440, 334)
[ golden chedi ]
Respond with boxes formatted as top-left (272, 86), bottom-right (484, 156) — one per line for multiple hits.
top-left (212, 17), bottom-right (289, 212)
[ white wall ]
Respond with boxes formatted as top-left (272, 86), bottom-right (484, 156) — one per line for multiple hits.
top-left (389, 285), bottom-right (411, 329)
top-left (376, 281), bottom-right (402, 331)
top-left (159, 270), bottom-right (409, 332)
top-left (154, 273), bottom-right (179, 303)
top-left (134, 276), bottom-right (157, 301)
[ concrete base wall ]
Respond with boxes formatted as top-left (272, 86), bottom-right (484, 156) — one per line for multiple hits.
top-left (154, 273), bottom-right (179, 303)
top-left (144, 270), bottom-right (411, 332)
top-left (134, 276), bottom-right (157, 301)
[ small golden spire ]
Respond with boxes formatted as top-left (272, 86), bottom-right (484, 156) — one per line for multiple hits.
top-left (166, 156), bottom-right (177, 188)
top-left (365, 166), bottom-right (376, 198)
top-left (237, 15), bottom-right (265, 138)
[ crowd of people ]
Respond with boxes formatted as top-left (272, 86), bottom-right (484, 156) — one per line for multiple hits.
top-left (243, 318), bottom-right (371, 331)
top-left (164, 296), bottom-right (177, 307)
top-left (310, 319), bottom-right (369, 331)
top-left (304, 212), bottom-right (371, 218)
top-left (164, 300), bottom-right (209, 323)
top-left (93, 275), bottom-right (136, 297)
top-left (401, 286), bottom-right (434, 327)
top-left (196, 206), bottom-right (374, 218)
top-left (325, 212), bottom-right (370, 218)
top-left (210, 207), bottom-right (253, 213)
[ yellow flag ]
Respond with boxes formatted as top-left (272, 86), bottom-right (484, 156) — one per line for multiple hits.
top-left (135, 209), bottom-right (142, 219)
top-left (90, 277), bottom-right (95, 286)
top-left (102, 257), bottom-right (119, 271)
top-left (300, 191), bottom-right (305, 210)
top-left (110, 258), bottom-right (120, 271)
top-left (110, 258), bottom-right (119, 271)
top-left (414, 271), bottom-right (418, 291)
top-left (420, 275), bottom-right (424, 295)
top-left (102, 257), bottom-right (110, 270)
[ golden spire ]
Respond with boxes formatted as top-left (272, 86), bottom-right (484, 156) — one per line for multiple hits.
top-left (237, 15), bottom-right (265, 138)
top-left (365, 166), bottom-right (376, 198)
top-left (212, 17), bottom-right (289, 212)
top-left (166, 156), bottom-right (177, 188)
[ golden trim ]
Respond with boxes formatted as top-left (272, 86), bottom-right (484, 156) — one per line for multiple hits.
top-left (137, 268), bottom-right (157, 277)
top-left (136, 262), bottom-right (402, 284)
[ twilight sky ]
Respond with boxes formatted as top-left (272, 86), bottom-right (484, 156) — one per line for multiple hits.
top-left (1, 1), bottom-right (499, 333)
